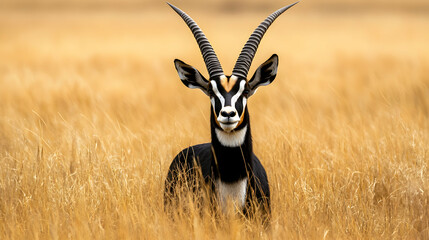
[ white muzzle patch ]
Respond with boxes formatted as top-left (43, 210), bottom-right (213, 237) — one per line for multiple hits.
top-left (217, 106), bottom-right (240, 132)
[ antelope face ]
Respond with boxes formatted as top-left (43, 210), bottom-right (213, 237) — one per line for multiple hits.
top-left (174, 54), bottom-right (278, 133)
top-left (209, 76), bottom-right (248, 132)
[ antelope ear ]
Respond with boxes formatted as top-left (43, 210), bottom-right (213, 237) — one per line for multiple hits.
top-left (248, 54), bottom-right (278, 96)
top-left (174, 59), bottom-right (209, 96)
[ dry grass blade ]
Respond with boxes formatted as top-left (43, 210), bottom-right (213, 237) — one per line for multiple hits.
top-left (0, 1), bottom-right (428, 239)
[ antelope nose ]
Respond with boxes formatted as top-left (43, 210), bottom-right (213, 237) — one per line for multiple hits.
top-left (221, 110), bottom-right (236, 118)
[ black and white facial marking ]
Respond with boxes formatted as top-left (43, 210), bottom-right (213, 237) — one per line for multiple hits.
top-left (209, 76), bottom-right (248, 133)
top-left (210, 76), bottom-right (248, 147)
top-left (174, 54), bottom-right (279, 147)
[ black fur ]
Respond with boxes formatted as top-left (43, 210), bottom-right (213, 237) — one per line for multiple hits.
top-left (164, 106), bottom-right (270, 221)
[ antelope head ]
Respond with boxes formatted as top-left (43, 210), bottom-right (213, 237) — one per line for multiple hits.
top-left (169, 2), bottom-right (298, 133)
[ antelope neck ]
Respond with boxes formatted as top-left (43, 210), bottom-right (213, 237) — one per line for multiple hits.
top-left (210, 106), bottom-right (253, 183)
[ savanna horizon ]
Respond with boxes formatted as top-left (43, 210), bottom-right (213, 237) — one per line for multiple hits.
top-left (0, 2), bottom-right (428, 239)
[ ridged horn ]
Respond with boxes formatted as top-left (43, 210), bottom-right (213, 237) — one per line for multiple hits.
top-left (168, 3), bottom-right (224, 79)
top-left (232, 2), bottom-right (299, 79)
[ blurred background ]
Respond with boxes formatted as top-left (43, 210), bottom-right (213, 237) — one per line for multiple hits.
top-left (2, 0), bottom-right (429, 11)
top-left (0, 0), bottom-right (428, 239)
top-left (1, 0), bottom-right (427, 128)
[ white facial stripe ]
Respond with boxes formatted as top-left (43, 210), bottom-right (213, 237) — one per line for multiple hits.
top-left (211, 97), bottom-right (216, 111)
top-left (231, 81), bottom-right (246, 107)
top-left (215, 125), bottom-right (247, 147)
top-left (211, 81), bottom-right (225, 107)
top-left (187, 84), bottom-right (199, 89)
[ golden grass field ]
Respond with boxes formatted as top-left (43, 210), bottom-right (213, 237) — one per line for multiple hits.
top-left (0, 1), bottom-right (428, 239)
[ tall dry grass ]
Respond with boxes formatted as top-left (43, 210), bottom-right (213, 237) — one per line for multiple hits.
top-left (0, 3), bottom-right (428, 239)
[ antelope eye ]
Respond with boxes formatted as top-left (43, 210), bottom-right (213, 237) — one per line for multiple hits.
top-left (242, 89), bottom-right (250, 97)
top-left (207, 86), bottom-right (214, 96)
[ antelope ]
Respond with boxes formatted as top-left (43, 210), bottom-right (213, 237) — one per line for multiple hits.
top-left (164, 2), bottom-right (298, 221)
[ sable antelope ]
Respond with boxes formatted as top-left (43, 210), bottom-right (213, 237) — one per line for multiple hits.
top-left (164, 2), bottom-right (298, 221)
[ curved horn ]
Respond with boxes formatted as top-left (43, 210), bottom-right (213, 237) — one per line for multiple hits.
top-left (168, 3), bottom-right (224, 79)
top-left (232, 2), bottom-right (299, 79)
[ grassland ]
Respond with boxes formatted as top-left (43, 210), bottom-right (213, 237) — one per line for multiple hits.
top-left (0, 3), bottom-right (428, 239)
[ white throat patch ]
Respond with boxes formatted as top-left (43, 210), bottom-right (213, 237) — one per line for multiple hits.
top-left (215, 125), bottom-right (247, 147)
top-left (216, 178), bottom-right (247, 212)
